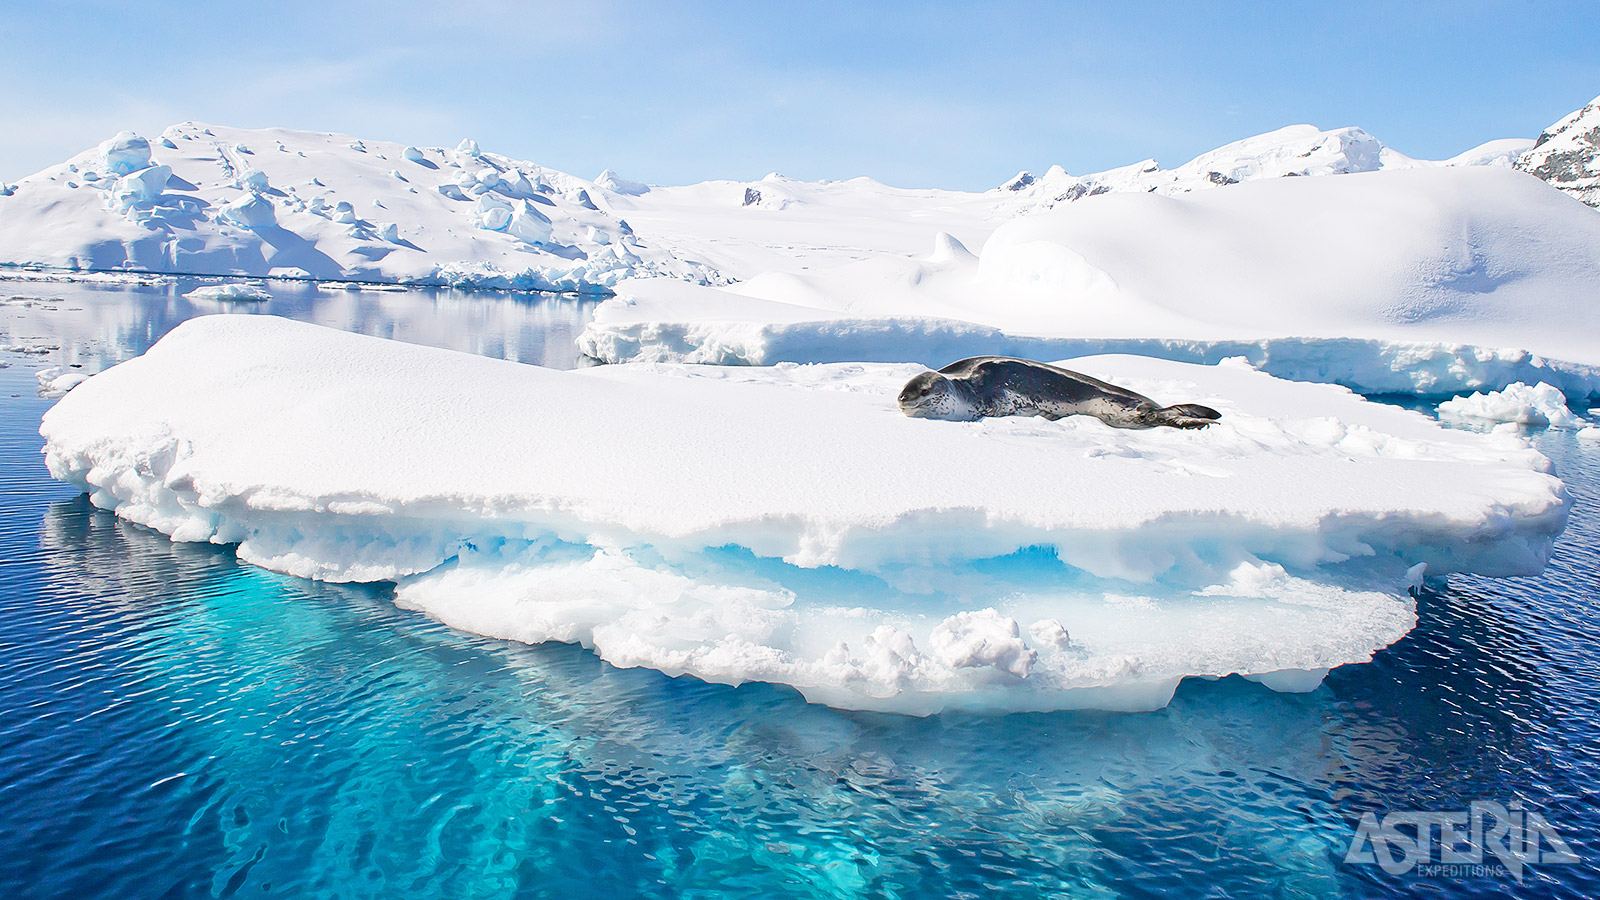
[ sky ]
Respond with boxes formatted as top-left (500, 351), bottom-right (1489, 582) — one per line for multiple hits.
top-left (2, 1), bottom-right (1598, 191)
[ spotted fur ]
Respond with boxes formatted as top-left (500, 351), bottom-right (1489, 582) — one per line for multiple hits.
top-left (897, 357), bottom-right (1221, 429)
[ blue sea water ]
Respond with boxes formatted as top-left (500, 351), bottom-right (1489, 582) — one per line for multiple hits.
top-left (2, 279), bottom-right (1597, 899)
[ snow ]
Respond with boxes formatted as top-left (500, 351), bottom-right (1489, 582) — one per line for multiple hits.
top-left (0, 123), bottom-right (717, 292)
top-left (580, 166), bottom-right (1600, 400)
top-left (595, 169), bottom-right (650, 196)
top-left (1516, 91), bottom-right (1600, 208)
top-left (40, 315), bottom-right (1570, 714)
top-left (34, 365), bottom-right (89, 398)
top-left (1437, 382), bottom-right (1586, 428)
top-left (219, 192), bottom-right (276, 227)
top-left (184, 282), bottom-right (273, 302)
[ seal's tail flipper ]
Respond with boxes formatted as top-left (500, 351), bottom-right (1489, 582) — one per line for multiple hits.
top-left (1157, 403), bottom-right (1222, 429)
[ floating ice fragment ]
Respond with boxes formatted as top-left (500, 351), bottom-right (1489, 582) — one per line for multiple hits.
top-left (1437, 382), bottom-right (1584, 428)
top-left (184, 283), bottom-right (272, 302)
top-left (35, 366), bottom-right (89, 398)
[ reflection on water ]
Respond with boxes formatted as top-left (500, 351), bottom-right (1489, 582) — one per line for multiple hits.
top-left (2, 287), bottom-right (1599, 898)
top-left (0, 276), bottom-right (598, 372)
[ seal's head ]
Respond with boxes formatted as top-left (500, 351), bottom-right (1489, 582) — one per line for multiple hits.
top-left (898, 370), bottom-right (968, 419)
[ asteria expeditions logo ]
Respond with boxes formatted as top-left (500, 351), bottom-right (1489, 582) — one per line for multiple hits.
top-left (1345, 800), bottom-right (1579, 882)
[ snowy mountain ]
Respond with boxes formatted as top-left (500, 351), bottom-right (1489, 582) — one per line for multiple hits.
top-left (995, 124), bottom-right (1530, 212)
top-left (0, 123), bottom-right (720, 292)
top-left (1517, 92), bottom-right (1600, 208)
top-left (0, 117), bottom-right (1551, 291)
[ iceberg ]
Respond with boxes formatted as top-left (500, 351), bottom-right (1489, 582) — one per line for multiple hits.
top-left (41, 316), bottom-right (1570, 714)
top-left (1437, 382), bottom-right (1587, 428)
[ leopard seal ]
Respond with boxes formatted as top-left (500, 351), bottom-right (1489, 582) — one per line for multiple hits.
top-left (897, 356), bottom-right (1221, 429)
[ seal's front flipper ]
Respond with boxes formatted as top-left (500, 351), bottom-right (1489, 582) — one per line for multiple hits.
top-left (1157, 403), bottom-right (1222, 429)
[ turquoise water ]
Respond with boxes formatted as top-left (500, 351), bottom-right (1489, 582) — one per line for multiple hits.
top-left (2, 280), bottom-right (1597, 898)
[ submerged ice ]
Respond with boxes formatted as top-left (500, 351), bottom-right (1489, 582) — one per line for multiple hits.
top-left (40, 316), bottom-right (1570, 713)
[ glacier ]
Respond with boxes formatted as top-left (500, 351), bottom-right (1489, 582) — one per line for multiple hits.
top-left (40, 316), bottom-right (1571, 714)
top-left (0, 123), bottom-right (720, 292)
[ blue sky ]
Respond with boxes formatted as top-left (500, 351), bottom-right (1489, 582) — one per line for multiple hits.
top-left (3, 1), bottom-right (1598, 190)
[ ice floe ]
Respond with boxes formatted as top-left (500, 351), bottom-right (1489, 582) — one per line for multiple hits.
top-left (1437, 382), bottom-right (1587, 428)
top-left (184, 282), bottom-right (273, 302)
top-left (41, 316), bottom-right (1571, 713)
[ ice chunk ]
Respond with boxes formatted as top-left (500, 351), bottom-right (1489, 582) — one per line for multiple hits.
top-left (930, 610), bottom-right (1036, 678)
top-left (1028, 618), bottom-right (1072, 650)
top-left (35, 366), bottom-right (90, 398)
top-left (377, 222), bottom-right (400, 242)
top-left (236, 168), bottom-right (269, 191)
top-left (330, 201), bottom-right (357, 224)
top-left (108, 164), bottom-right (172, 212)
top-left (1578, 426), bottom-right (1600, 441)
top-left (219, 193), bottom-right (276, 228)
top-left (1437, 382), bottom-right (1585, 428)
top-left (479, 207), bottom-right (511, 231)
top-left (184, 282), bottom-right (272, 302)
top-left (457, 138), bottom-right (481, 157)
top-left (401, 146), bottom-right (426, 163)
top-left (507, 200), bottom-right (553, 244)
top-left (99, 131), bottom-right (152, 176)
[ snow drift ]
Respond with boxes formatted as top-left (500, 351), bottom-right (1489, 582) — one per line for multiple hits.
top-left (41, 316), bottom-right (1570, 713)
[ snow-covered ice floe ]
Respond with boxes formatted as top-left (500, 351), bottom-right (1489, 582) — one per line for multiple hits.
top-left (183, 282), bottom-right (272, 302)
top-left (42, 316), bottom-right (1570, 714)
top-left (581, 167), bottom-right (1600, 401)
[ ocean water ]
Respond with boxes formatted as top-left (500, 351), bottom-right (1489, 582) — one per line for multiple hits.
top-left (2, 279), bottom-right (1597, 899)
